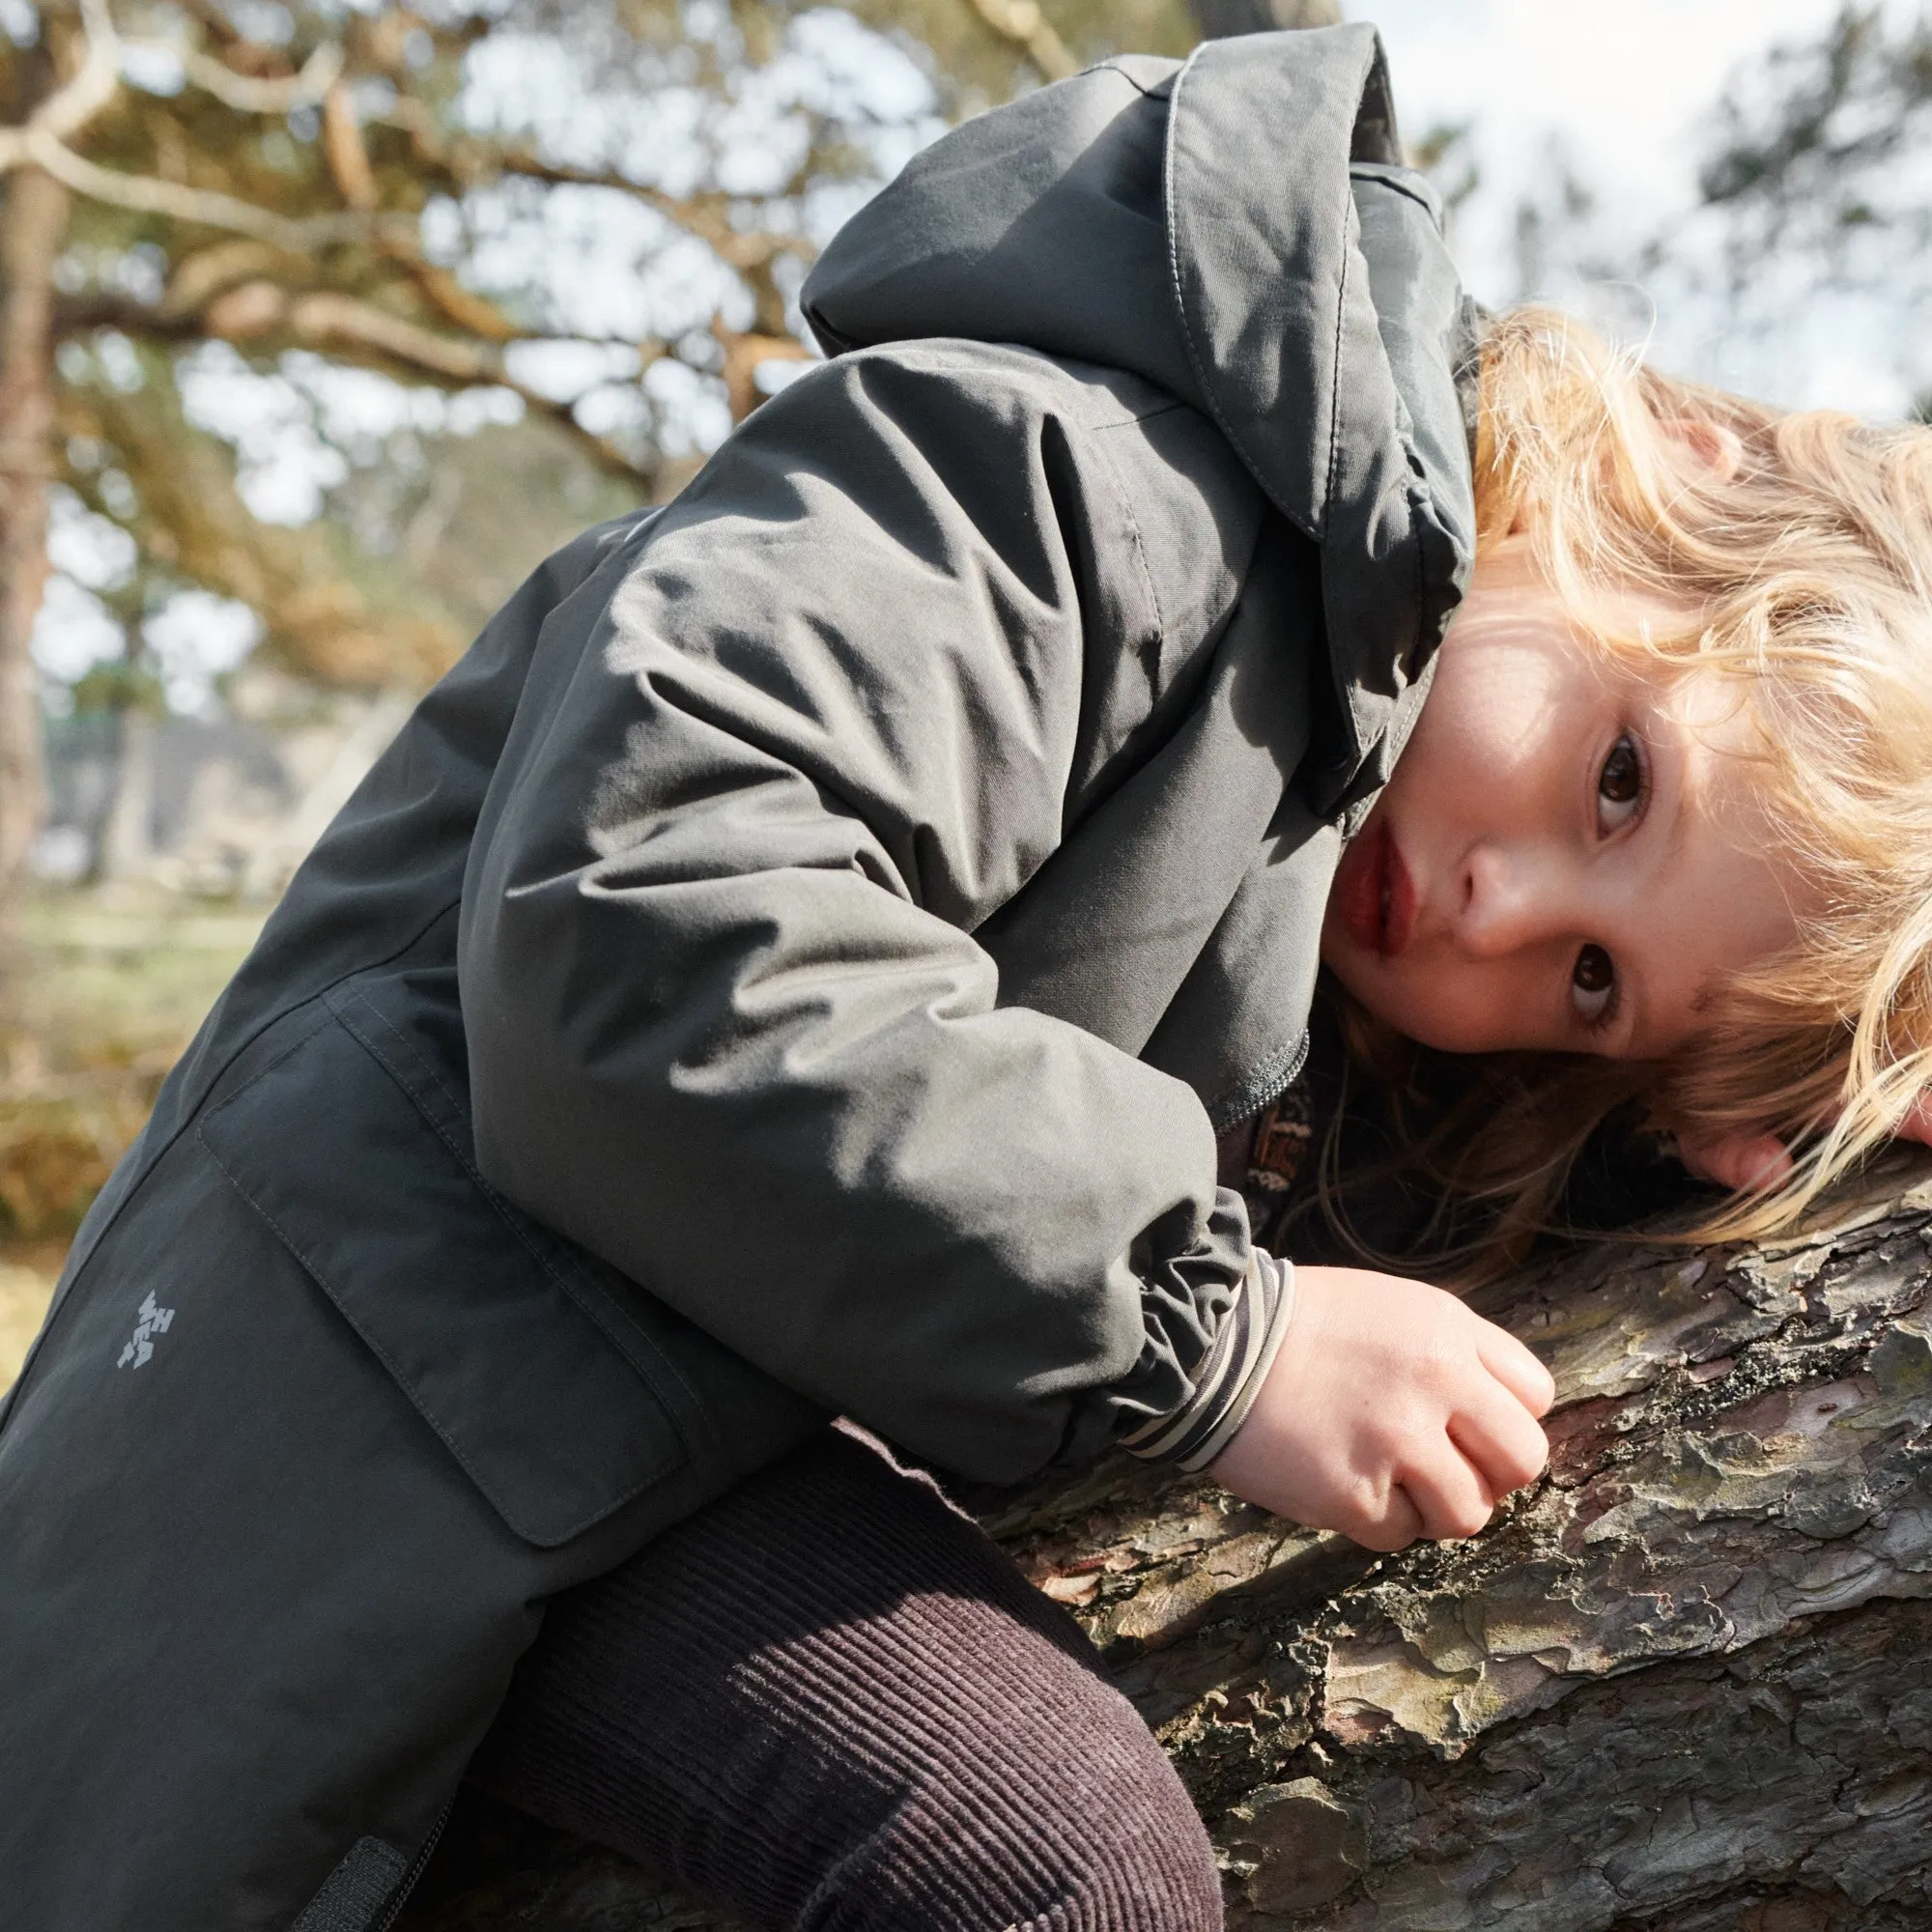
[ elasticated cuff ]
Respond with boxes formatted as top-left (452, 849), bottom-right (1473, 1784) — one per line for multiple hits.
top-left (1117, 1250), bottom-right (1295, 1471)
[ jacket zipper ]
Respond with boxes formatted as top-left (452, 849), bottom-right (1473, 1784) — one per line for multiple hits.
top-left (1275, 1027), bottom-right (1312, 1104)
top-left (1211, 1026), bottom-right (1312, 1135)
top-left (373, 1796), bottom-right (454, 1932)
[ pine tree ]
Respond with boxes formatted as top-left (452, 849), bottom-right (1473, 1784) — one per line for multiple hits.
top-left (0, 0), bottom-right (1201, 933)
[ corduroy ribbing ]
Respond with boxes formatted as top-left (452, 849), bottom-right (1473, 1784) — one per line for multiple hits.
top-left (469, 1428), bottom-right (1223, 1931)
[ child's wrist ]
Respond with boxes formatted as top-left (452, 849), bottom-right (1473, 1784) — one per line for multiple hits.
top-left (1119, 1252), bottom-right (1295, 1472)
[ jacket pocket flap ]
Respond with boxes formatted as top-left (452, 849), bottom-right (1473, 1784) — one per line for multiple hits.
top-left (198, 1007), bottom-right (689, 1548)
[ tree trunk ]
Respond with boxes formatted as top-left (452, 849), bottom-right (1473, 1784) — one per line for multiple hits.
top-left (0, 138), bottom-right (69, 945)
top-left (96, 707), bottom-right (155, 883)
top-left (400, 1163), bottom-right (1932, 1931)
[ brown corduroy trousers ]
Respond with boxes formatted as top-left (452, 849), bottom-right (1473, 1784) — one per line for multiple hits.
top-left (469, 1427), bottom-right (1225, 1931)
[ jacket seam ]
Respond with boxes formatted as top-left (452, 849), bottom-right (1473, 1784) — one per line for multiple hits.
top-left (1083, 418), bottom-right (1167, 647)
top-left (1097, 396), bottom-right (1189, 429)
top-left (1407, 469), bottom-right (1428, 675)
top-left (1349, 174), bottom-right (1446, 681)
top-left (1161, 49), bottom-right (1301, 540)
top-left (1089, 56), bottom-right (1162, 99)
top-left (1208, 1026), bottom-right (1312, 1134)
top-left (1164, 46), bottom-right (1345, 548)
top-left (1321, 218), bottom-right (1350, 549)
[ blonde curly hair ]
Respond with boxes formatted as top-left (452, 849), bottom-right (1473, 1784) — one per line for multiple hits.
top-left (1329, 305), bottom-right (1932, 1262)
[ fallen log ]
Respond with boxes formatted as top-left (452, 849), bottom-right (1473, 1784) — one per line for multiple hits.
top-left (400, 1164), bottom-right (1932, 1931)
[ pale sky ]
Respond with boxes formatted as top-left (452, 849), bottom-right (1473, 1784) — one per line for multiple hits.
top-left (1371, 0), bottom-right (1854, 255)
top-left (1367, 1), bottom-right (1922, 410)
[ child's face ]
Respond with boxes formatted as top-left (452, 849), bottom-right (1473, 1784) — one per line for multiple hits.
top-left (1321, 537), bottom-right (1804, 1061)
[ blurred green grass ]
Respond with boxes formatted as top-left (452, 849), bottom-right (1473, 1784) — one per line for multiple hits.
top-left (0, 886), bottom-right (264, 1385)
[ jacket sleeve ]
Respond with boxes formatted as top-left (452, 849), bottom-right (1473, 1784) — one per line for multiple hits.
top-left (459, 342), bottom-right (1272, 1482)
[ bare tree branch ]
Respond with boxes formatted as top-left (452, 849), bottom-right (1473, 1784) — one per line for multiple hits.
top-left (322, 81), bottom-right (378, 211)
top-left (120, 38), bottom-right (344, 117)
top-left (508, 391), bottom-right (657, 494)
top-left (192, 278), bottom-right (654, 486)
top-left (0, 7), bottom-right (371, 249)
top-left (58, 273), bottom-right (676, 495)
top-left (387, 257), bottom-right (522, 345)
top-left (21, 0), bottom-right (120, 144)
top-left (203, 279), bottom-right (498, 379)
top-left (156, 238), bottom-right (299, 318)
top-left (51, 290), bottom-right (200, 339)
top-left (368, 101), bottom-right (811, 273)
top-left (60, 280), bottom-right (642, 365)
top-left (7, 132), bottom-right (412, 251)
top-left (961, 0), bottom-right (1078, 82)
top-left (8, 0), bottom-right (862, 722)
top-left (715, 319), bottom-right (812, 422)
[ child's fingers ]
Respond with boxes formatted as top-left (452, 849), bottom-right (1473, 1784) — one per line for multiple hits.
top-left (1345, 1482), bottom-right (1427, 1554)
top-left (1677, 1129), bottom-right (1791, 1191)
top-left (1473, 1322), bottom-right (1557, 1418)
top-left (1682, 1102), bottom-right (1932, 1182)
top-left (1396, 1449), bottom-right (1496, 1543)
top-left (1449, 1391), bottom-right (1550, 1501)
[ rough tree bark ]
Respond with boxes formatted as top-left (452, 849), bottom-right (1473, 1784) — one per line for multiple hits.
top-left (399, 1163), bottom-right (1932, 1932)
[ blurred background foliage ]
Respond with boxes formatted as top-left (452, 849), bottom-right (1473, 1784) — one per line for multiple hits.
top-left (0, 0), bottom-right (1230, 1288)
top-left (0, 0), bottom-right (1928, 1317)
top-left (12, 0), bottom-right (1196, 713)
top-left (14, 1), bottom-right (1930, 759)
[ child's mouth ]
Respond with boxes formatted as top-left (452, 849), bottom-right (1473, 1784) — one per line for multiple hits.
top-left (1337, 820), bottom-right (1417, 959)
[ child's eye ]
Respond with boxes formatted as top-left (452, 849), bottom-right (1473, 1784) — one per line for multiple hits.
top-left (1597, 733), bottom-right (1646, 832)
top-left (1572, 943), bottom-right (1616, 1026)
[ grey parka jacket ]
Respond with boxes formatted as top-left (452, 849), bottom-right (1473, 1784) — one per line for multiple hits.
top-left (0, 25), bottom-right (1472, 1931)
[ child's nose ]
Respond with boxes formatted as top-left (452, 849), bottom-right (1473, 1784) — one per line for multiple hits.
top-left (1457, 843), bottom-right (1563, 957)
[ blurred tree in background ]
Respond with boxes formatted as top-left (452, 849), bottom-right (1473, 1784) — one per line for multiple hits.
top-left (1492, 7), bottom-right (1932, 415)
top-left (4, 2), bottom-right (1930, 939)
top-left (0, 0), bottom-right (1211, 940)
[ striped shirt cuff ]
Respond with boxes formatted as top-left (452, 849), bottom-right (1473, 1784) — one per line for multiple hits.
top-left (1117, 1251), bottom-right (1295, 1473)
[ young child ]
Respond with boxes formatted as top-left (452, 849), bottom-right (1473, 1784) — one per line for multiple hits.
top-left (1292, 299), bottom-right (1932, 1275)
top-left (2, 24), bottom-right (1925, 1932)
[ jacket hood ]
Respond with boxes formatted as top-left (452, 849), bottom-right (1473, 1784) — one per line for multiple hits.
top-left (803, 24), bottom-right (1476, 810)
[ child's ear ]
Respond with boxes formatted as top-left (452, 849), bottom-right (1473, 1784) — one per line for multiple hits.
top-left (1661, 418), bottom-right (1745, 485)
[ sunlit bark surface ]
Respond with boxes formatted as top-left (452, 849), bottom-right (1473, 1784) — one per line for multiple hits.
top-left (405, 1167), bottom-right (1932, 1932)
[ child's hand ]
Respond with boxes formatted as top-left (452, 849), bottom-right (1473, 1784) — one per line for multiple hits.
top-left (1210, 1265), bottom-right (1555, 1551)
top-left (1676, 1130), bottom-right (1792, 1191)
top-left (1680, 1094), bottom-right (1932, 1193)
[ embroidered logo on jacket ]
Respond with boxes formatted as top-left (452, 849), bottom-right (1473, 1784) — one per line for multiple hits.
top-left (116, 1292), bottom-right (175, 1369)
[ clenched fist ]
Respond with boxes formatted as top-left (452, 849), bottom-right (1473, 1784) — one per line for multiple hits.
top-left (1211, 1264), bottom-right (1555, 1550)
